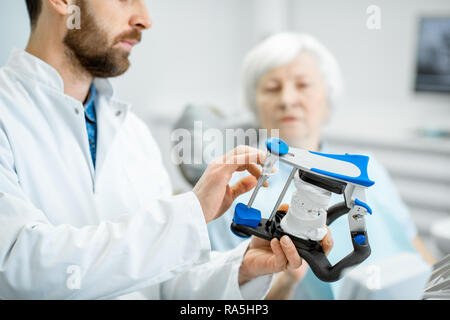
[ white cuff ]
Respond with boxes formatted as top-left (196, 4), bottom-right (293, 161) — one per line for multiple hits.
top-left (178, 191), bottom-right (211, 265)
top-left (225, 239), bottom-right (274, 300)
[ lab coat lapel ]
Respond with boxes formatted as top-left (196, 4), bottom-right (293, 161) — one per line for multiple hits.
top-left (94, 79), bottom-right (130, 190)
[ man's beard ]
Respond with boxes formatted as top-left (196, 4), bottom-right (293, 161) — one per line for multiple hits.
top-left (63, 1), bottom-right (141, 78)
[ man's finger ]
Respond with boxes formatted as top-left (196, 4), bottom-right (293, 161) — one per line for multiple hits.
top-left (221, 151), bottom-right (266, 168)
top-left (236, 163), bottom-right (269, 187)
top-left (280, 236), bottom-right (302, 269)
top-left (230, 175), bottom-right (258, 200)
top-left (225, 145), bottom-right (262, 157)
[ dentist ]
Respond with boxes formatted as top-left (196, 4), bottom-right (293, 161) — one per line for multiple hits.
top-left (0, 0), bottom-right (307, 299)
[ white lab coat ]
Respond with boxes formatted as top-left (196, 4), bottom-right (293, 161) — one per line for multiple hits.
top-left (0, 49), bottom-right (273, 300)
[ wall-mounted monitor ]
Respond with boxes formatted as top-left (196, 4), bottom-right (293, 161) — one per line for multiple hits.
top-left (415, 17), bottom-right (450, 93)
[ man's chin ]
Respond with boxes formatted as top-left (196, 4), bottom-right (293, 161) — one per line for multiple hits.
top-left (89, 61), bottom-right (130, 78)
top-left (91, 52), bottom-right (131, 78)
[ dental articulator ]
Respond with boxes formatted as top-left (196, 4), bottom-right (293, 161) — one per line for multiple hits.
top-left (231, 138), bottom-right (376, 282)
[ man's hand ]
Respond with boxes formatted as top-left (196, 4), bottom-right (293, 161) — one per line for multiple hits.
top-left (283, 225), bottom-right (333, 281)
top-left (238, 216), bottom-right (334, 286)
top-left (193, 145), bottom-right (269, 223)
top-left (274, 204), bottom-right (333, 282)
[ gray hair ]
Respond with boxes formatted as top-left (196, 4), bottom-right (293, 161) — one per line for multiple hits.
top-left (241, 32), bottom-right (344, 114)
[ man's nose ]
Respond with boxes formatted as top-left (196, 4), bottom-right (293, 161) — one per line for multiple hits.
top-left (130, 0), bottom-right (152, 31)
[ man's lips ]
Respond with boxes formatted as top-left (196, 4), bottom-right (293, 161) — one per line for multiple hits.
top-left (117, 39), bottom-right (139, 51)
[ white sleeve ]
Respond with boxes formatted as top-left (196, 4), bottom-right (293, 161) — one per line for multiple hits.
top-left (137, 119), bottom-right (274, 300)
top-left (160, 239), bottom-right (274, 300)
top-left (0, 127), bottom-right (211, 300)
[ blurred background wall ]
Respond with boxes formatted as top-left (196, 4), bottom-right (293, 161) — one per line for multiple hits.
top-left (1, 0), bottom-right (449, 258)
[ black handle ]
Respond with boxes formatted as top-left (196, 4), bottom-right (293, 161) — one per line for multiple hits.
top-left (326, 201), bottom-right (351, 225)
top-left (302, 201), bottom-right (371, 282)
top-left (230, 202), bottom-right (371, 282)
top-left (299, 231), bottom-right (371, 282)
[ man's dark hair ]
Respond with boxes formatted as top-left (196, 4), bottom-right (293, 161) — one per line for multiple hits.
top-left (25, 0), bottom-right (42, 28)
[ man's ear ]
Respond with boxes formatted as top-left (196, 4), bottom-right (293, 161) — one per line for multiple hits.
top-left (46, 0), bottom-right (72, 16)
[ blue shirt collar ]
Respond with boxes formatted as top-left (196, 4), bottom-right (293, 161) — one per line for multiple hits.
top-left (84, 84), bottom-right (97, 123)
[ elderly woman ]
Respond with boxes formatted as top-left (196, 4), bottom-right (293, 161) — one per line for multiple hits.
top-left (206, 32), bottom-right (435, 300)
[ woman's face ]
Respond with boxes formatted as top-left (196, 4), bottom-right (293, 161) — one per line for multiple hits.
top-left (255, 53), bottom-right (330, 149)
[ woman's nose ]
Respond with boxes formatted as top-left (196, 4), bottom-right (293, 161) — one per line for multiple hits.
top-left (280, 86), bottom-right (302, 110)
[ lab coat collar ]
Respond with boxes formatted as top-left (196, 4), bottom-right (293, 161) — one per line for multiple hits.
top-left (6, 48), bottom-right (132, 130)
top-left (6, 48), bottom-right (129, 112)
top-left (6, 48), bottom-right (132, 186)
top-left (7, 48), bottom-right (65, 92)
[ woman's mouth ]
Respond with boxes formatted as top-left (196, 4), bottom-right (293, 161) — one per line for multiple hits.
top-left (280, 116), bottom-right (299, 123)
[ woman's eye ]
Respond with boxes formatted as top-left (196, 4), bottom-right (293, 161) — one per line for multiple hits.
top-left (296, 83), bottom-right (310, 89)
top-left (264, 86), bottom-right (280, 92)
